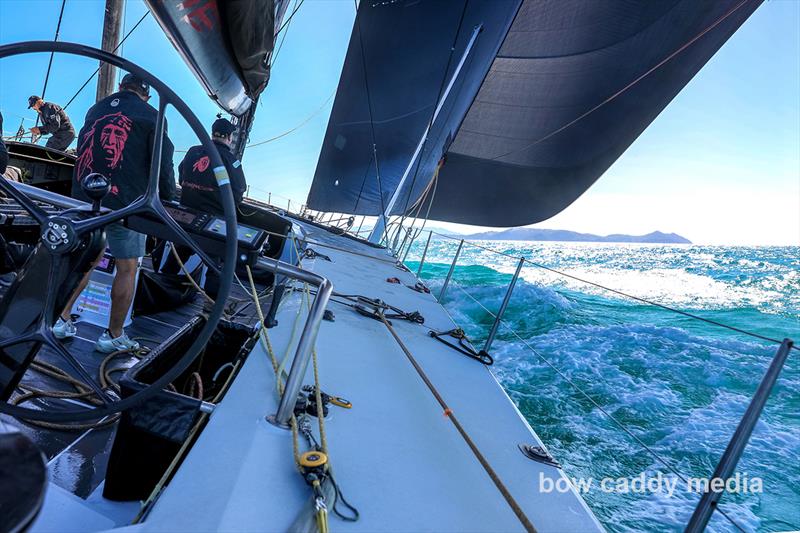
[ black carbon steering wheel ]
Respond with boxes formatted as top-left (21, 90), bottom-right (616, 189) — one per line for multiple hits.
top-left (0, 41), bottom-right (238, 422)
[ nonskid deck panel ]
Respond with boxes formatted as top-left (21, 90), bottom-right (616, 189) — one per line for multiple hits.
top-left (141, 221), bottom-right (603, 532)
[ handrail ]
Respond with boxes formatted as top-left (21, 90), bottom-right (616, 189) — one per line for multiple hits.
top-left (257, 256), bottom-right (333, 428)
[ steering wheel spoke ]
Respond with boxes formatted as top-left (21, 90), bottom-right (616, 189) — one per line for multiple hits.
top-left (42, 332), bottom-right (113, 406)
top-left (0, 179), bottom-right (49, 225)
top-left (72, 197), bottom-right (147, 236)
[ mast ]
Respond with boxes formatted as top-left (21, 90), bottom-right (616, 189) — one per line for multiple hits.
top-left (96, 0), bottom-right (125, 102)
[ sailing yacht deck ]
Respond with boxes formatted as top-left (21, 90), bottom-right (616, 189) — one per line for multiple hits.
top-left (136, 219), bottom-right (603, 532)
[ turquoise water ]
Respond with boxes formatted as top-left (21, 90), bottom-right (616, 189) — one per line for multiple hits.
top-left (405, 239), bottom-right (799, 532)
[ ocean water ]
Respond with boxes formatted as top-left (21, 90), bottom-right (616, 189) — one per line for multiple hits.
top-left (404, 238), bottom-right (799, 532)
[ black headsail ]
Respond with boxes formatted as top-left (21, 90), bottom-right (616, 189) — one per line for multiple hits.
top-left (307, 0), bottom-right (764, 227)
top-left (145, 0), bottom-right (289, 117)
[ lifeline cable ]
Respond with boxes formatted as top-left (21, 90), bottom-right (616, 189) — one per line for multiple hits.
top-left (444, 276), bottom-right (747, 531)
top-left (378, 313), bottom-right (536, 533)
top-left (426, 230), bottom-right (797, 351)
top-left (496, 319), bottom-right (747, 533)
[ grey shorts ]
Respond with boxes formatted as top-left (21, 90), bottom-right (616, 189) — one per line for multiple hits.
top-left (105, 222), bottom-right (146, 259)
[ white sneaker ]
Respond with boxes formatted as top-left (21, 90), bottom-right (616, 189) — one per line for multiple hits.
top-left (53, 317), bottom-right (77, 339)
top-left (95, 330), bottom-right (140, 353)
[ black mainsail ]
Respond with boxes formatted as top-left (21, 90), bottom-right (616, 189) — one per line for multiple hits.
top-left (307, 0), bottom-right (764, 227)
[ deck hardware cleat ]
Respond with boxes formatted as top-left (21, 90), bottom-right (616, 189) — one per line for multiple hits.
top-left (518, 444), bottom-right (561, 469)
top-left (303, 248), bottom-right (332, 262)
top-left (429, 328), bottom-right (493, 365)
top-left (303, 385), bottom-right (352, 410)
top-left (409, 281), bottom-right (430, 294)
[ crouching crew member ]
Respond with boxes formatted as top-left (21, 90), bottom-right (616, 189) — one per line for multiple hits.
top-left (55, 73), bottom-right (176, 353)
top-left (27, 95), bottom-right (75, 151)
top-left (165, 118), bottom-right (246, 299)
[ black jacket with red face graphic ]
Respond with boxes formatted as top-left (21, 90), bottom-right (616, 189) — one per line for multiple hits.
top-left (72, 90), bottom-right (175, 211)
top-left (178, 140), bottom-right (246, 215)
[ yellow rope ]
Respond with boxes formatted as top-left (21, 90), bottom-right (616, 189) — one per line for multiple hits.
top-left (169, 245), bottom-right (214, 305)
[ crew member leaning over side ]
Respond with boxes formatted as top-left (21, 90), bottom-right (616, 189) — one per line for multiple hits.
top-left (55, 73), bottom-right (176, 353)
top-left (164, 118), bottom-right (246, 300)
top-left (27, 95), bottom-right (76, 151)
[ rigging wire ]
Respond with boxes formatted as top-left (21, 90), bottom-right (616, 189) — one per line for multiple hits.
top-left (247, 91), bottom-right (335, 148)
top-left (270, 0), bottom-right (299, 68)
top-left (116, 0), bottom-right (128, 86)
top-left (62, 10), bottom-right (150, 110)
top-left (488, 0), bottom-right (753, 162)
top-left (275, 0), bottom-right (306, 37)
top-left (34, 0), bottom-right (67, 130)
top-left (352, 0), bottom-right (388, 236)
top-left (174, 90), bottom-right (335, 153)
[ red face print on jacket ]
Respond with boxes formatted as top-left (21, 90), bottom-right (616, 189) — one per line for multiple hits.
top-left (76, 112), bottom-right (133, 178)
top-left (193, 155), bottom-right (210, 173)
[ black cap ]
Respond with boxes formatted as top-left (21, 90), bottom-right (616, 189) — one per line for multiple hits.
top-left (27, 95), bottom-right (41, 108)
top-left (212, 118), bottom-right (236, 137)
top-left (120, 73), bottom-right (150, 96)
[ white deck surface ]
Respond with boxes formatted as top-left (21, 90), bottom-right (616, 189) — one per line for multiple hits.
top-left (137, 221), bottom-right (604, 532)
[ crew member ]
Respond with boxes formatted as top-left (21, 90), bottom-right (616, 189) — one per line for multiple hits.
top-left (179, 117), bottom-right (246, 213)
top-left (164, 117), bottom-right (246, 300)
top-left (27, 95), bottom-right (75, 151)
top-left (0, 112), bottom-right (7, 174)
top-left (54, 73), bottom-right (176, 353)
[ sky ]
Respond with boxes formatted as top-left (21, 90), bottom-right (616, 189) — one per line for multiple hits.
top-left (0, 0), bottom-right (798, 245)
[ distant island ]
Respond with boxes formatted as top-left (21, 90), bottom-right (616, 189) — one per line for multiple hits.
top-left (461, 228), bottom-right (692, 244)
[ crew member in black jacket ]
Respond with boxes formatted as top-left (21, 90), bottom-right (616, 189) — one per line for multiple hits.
top-left (163, 117), bottom-right (246, 299)
top-left (179, 117), bottom-right (246, 213)
top-left (55, 73), bottom-right (176, 353)
top-left (27, 96), bottom-right (75, 151)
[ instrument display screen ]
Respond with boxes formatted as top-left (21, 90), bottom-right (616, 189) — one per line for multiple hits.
top-left (165, 206), bottom-right (197, 225)
top-left (205, 217), bottom-right (261, 245)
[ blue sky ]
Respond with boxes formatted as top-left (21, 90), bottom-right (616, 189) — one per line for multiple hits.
top-left (1, 0), bottom-right (798, 245)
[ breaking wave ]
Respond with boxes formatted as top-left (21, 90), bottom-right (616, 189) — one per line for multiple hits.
top-left (407, 240), bottom-right (799, 532)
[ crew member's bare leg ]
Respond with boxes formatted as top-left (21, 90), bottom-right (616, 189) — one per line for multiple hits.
top-left (60, 251), bottom-right (104, 321)
top-left (108, 258), bottom-right (138, 338)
